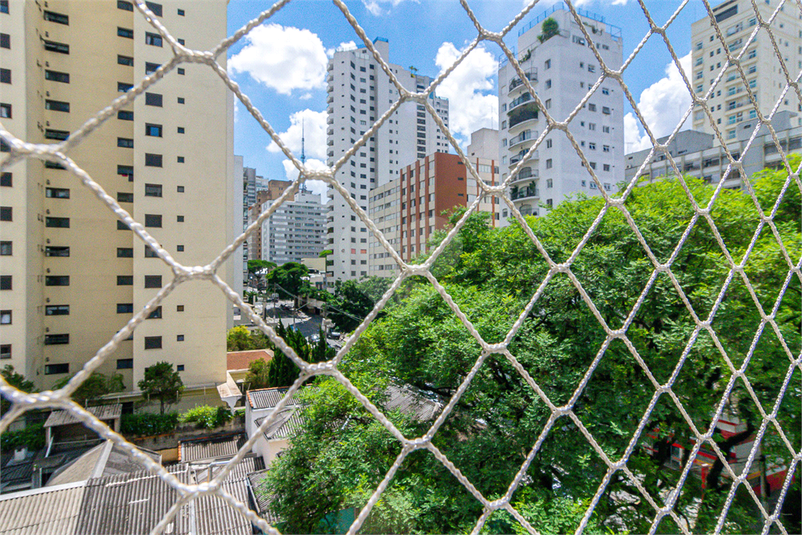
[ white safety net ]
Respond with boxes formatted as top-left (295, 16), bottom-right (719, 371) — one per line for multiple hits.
top-left (0, 0), bottom-right (800, 534)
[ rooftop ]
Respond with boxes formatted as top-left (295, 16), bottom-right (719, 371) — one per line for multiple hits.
top-left (44, 404), bottom-right (122, 428)
top-left (227, 349), bottom-right (272, 371)
top-left (247, 387), bottom-right (300, 410)
top-left (179, 433), bottom-right (247, 463)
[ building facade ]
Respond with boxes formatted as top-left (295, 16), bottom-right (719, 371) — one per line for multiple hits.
top-left (260, 191), bottom-right (326, 266)
top-left (368, 151), bottom-right (499, 275)
top-left (246, 179), bottom-right (291, 262)
top-left (325, 38), bottom-right (449, 284)
top-left (497, 4), bottom-right (624, 223)
top-left (0, 0), bottom-right (237, 390)
top-left (625, 110), bottom-right (800, 187)
top-left (690, 0), bottom-right (801, 139)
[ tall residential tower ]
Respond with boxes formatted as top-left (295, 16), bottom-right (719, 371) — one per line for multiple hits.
top-left (498, 4), bottom-right (624, 222)
top-left (0, 0), bottom-right (237, 392)
top-left (325, 39), bottom-right (449, 284)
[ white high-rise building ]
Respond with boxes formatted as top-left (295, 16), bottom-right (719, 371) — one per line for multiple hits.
top-left (691, 0), bottom-right (802, 139)
top-left (325, 38), bottom-right (449, 284)
top-left (498, 5), bottom-right (624, 223)
top-left (261, 191), bottom-right (326, 266)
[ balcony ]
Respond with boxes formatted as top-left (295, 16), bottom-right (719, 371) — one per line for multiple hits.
top-left (508, 103), bottom-right (539, 130)
top-left (509, 149), bottom-right (538, 166)
top-left (510, 167), bottom-right (538, 183)
top-left (327, 74), bottom-right (333, 83)
top-left (508, 71), bottom-right (537, 95)
top-left (327, 95), bottom-right (334, 104)
top-left (327, 117), bottom-right (334, 124)
top-left (509, 92), bottom-right (533, 112)
top-left (509, 129), bottom-right (535, 148)
top-left (510, 184), bottom-right (539, 201)
top-left (327, 106), bottom-right (334, 114)
top-left (327, 127), bottom-right (334, 136)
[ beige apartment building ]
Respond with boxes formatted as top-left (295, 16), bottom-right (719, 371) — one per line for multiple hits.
top-left (368, 150), bottom-right (500, 275)
top-left (691, 0), bottom-right (801, 139)
top-left (0, 0), bottom-right (237, 393)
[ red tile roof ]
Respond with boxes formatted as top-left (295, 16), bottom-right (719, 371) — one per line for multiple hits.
top-left (226, 349), bottom-right (272, 371)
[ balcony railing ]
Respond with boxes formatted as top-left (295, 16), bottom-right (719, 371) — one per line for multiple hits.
top-left (509, 130), bottom-right (535, 147)
top-left (512, 167), bottom-right (537, 182)
top-left (510, 185), bottom-right (539, 200)
top-left (509, 92), bottom-right (533, 111)
top-left (508, 103), bottom-right (539, 129)
top-left (508, 71), bottom-right (537, 94)
top-left (510, 149), bottom-right (538, 166)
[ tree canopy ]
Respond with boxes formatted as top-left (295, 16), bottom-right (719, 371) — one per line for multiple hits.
top-left (53, 372), bottom-right (124, 407)
top-left (263, 164), bottom-right (801, 534)
top-left (267, 262), bottom-right (310, 300)
top-left (328, 277), bottom-right (393, 333)
top-left (138, 362), bottom-right (184, 415)
top-left (0, 365), bottom-right (35, 415)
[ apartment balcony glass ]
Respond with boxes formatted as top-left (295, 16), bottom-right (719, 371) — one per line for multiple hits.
top-left (509, 129), bottom-right (535, 148)
top-left (509, 92), bottom-right (533, 112)
top-left (508, 71), bottom-right (537, 95)
top-left (510, 184), bottom-right (539, 201)
top-left (508, 103), bottom-right (539, 129)
top-left (510, 167), bottom-right (537, 183)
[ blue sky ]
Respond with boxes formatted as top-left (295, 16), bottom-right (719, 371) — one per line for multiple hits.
top-left (226, 0), bottom-right (712, 193)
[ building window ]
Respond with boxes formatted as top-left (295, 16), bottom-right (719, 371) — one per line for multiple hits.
top-left (0, 345), bottom-right (9, 360)
top-left (145, 153), bottom-right (163, 167)
top-left (176, 186), bottom-right (184, 193)
top-left (144, 184), bottom-right (162, 197)
top-left (117, 276), bottom-right (133, 286)
top-left (45, 333), bottom-right (70, 346)
top-left (177, 335), bottom-right (184, 342)
top-left (545, 159), bottom-right (552, 169)
top-left (46, 187), bottom-right (70, 199)
top-left (118, 138), bottom-right (134, 148)
top-left (45, 363), bottom-right (70, 374)
top-left (0, 103), bottom-right (10, 118)
top-left (117, 247), bottom-right (134, 258)
top-left (176, 364), bottom-right (185, 371)
top-left (0, 310), bottom-right (10, 324)
top-left (177, 127), bottom-right (185, 134)
top-left (602, 106), bottom-right (611, 115)
top-left (177, 156), bottom-right (185, 163)
top-left (117, 165), bottom-right (134, 179)
top-left (117, 0), bottom-right (134, 11)
top-left (145, 32), bottom-right (163, 47)
top-left (118, 82), bottom-right (133, 92)
top-left (147, 306), bottom-right (162, 319)
top-left (177, 97), bottom-right (185, 104)
top-left (44, 70), bottom-right (69, 83)
top-left (145, 1), bottom-right (163, 16)
top-left (177, 8), bottom-right (185, 15)
top-left (144, 275), bottom-right (162, 288)
top-left (117, 358), bottom-right (134, 369)
top-left (0, 33), bottom-right (9, 49)
top-left (0, 68), bottom-right (10, 85)
top-left (45, 129), bottom-right (70, 141)
top-left (117, 27), bottom-right (134, 39)
top-left (117, 192), bottom-right (134, 203)
top-left (118, 55), bottom-right (134, 66)
top-left (177, 215), bottom-right (184, 222)
top-left (45, 276), bottom-right (70, 286)
top-left (0, 241), bottom-right (10, 255)
top-left (0, 207), bottom-right (10, 221)
top-left (118, 110), bottom-right (133, 121)
top-left (176, 245), bottom-right (184, 252)
top-left (145, 93), bottom-right (163, 107)
top-left (43, 40), bottom-right (69, 54)
top-left (145, 245), bottom-right (159, 258)
top-left (46, 100), bottom-right (70, 113)
top-left (144, 214), bottom-right (162, 228)
top-left (177, 305), bottom-right (184, 312)
top-left (145, 62), bottom-right (161, 75)
top-left (0, 276), bottom-right (10, 290)
top-left (45, 305), bottom-right (69, 316)
top-left (144, 336), bottom-right (162, 349)
top-left (117, 303), bottom-right (134, 314)
top-left (45, 246), bottom-right (70, 257)
top-left (177, 68), bottom-right (185, 75)
top-left (0, 173), bottom-right (8, 187)
top-left (145, 123), bottom-right (162, 137)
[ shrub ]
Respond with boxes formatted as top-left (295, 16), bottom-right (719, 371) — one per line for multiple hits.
top-left (121, 412), bottom-right (179, 437)
top-left (179, 405), bottom-right (232, 429)
top-left (1, 423), bottom-right (46, 451)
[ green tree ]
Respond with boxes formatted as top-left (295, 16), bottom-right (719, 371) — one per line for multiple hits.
top-left (138, 362), bottom-right (184, 415)
top-left (53, 372), bottom-right (125, 407)
top-left (538, 17), bottom-right (559, 43)
top-left (248, 259), bottom-right (276, 288)
top-left (264, 322), bottom-right (335, 388)
top-left (267, 262), bottom-right (309, 302)
top-left (0, 365), bottom-right (36, 415)
top-left (244, 358), bottom-right (272, 390)
top-left (227, 326), bottom-right (272, 351)
top-left (265, 163), bottom-right (801, 533)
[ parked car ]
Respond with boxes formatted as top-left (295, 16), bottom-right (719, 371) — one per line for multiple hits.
top-left (327, 330), bottom-right (341, 340)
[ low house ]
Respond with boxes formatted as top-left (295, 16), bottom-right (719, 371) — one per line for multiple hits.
top-left (244, 387), bottom-right (301, 466)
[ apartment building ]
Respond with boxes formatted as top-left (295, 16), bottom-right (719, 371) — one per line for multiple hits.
top-left (325, 38), bottom-right (449, 285)
top-left (625, 110), bottom-right (800, 187)
top-left (246, 179), bottom-right (291, 262)
top-left (368, 150), bottom-right (499, 275)
top-left (497, 4), bottom-right (624, 223)
top-left (0, 0), bottom-right (237, 391)
top-left (260, 190), bottom-right (326, 266)
top-left (690, 0), bottom-right (801, 139)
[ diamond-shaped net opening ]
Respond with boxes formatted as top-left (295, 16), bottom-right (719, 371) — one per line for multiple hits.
top-left (1, 0), bottom-right (800, 533)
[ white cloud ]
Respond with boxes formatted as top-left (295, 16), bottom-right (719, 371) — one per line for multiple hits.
top-left (362, 0), bottom-right (413, 16)
top-left (327, 41), bottom-right (357, 58)
top-left (435, 43), bottom-right (499, 142)
top-left (624, 53), bottom-right (693, 152)
top-left (281, 158), bottom-right (329, 198)
top-left (229, 24), bottom-right (328, 95)
top-left (267, 109), bottom-right (328, 161)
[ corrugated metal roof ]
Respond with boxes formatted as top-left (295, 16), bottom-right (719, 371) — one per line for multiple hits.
top-left (246, 388), bottom-right (300, 410)
top-left (384, 384), bottom-right (441, 422)
top-left (179, 434), bottom-right (246, 463)
top-left (246, 469), bottom-right (281, 524)
top-left (0, 482), bottom-right (85, 535)
top-left (44, 404), bottom-right (122, 428)
top-left (255, 408), bottom-right (305, 440)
